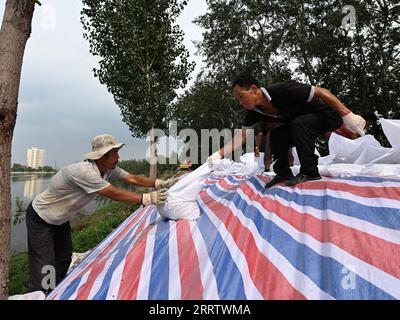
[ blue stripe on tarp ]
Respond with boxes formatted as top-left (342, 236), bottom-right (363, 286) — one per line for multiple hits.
top-left (204, 185), bottom-right (395, 300)
top-left (90, 211), bottom-right (156, 299)
top-left (196, 206), bottom-right (247, 300)
top-left (59, 276), bottom-right (82, 300)
top-left (148, 208), bottom-right (160, 225)
top-left (148, 220), bottom-right (170, 300)
top-left (339, 176), bottom-right (400, 184)
top-left (72, 209), bottom-right (142, 273)
top-left (57, 211), bottom-right (149, 300)
top-left (219, 176), bottom-right (400, 230)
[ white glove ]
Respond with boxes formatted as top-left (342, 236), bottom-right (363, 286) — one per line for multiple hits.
top-left (155, 177), bottom-right (179, 190)
top-left (342, 112), bottom-right (366, 136)
top-left (142, 189), bottom-right (168, 206)
top-left (206, 151), bottom-right (222, 166)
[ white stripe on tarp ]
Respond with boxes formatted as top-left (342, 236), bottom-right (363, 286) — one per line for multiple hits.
top-left (210, 179), bottom-right (400, 298)
top-left (247, 179), bottom-right (400, 245)
top-left (87, 208), bottom-right (153, 300)
top-left (78, 210), bottom-right (141, 270)
top-left (135, 223), bottom-right (157, 299)
top-left (50, 207), bottom-right (150, 300)
top-left (324, 177), bottom-right (400, 188)
top-left (105, 208), bottom-right (157, 300)
top-left (105, 234), bottom-right (143, 300)
top-left (278, 184), bottom-right (400, 209)
top-left (201, 193), bottom-right (264, 300)
top-left (190, 220), bottom-right (220, 300)
top-left (87, 253), bottom-right (117, 300)
top-left (237, 189), bottom-right (400, 299)
top-left (168, 222), bottom-right (182, 299)
top-left (69, 270), bottom-right (90, 300)
top-left (105, 260), bottom-right (125, 300)
top-left (204, 190), bottom-right (334, 300)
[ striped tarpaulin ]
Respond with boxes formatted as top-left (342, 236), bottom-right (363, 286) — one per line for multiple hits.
top-left (47, 174), bottom-right (400, 300)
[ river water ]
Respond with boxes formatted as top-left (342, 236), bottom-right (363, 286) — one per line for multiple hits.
top-left (10, 173), bottom-right (107, 255)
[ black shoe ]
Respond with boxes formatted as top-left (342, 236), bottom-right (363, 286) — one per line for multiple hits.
top-left (265, 174), bottom-right (294, 189)
top-left (285, 173), bottom-right (321, 186)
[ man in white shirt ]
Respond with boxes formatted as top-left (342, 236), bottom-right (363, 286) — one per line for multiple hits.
top-left (26, 134), bottom-right (178, 293)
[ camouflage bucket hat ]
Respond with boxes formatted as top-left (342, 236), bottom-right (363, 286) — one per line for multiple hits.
top-left (84, 134), bottom-right (125, 160)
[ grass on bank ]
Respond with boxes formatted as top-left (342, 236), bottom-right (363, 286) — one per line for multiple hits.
top-left (9, 201), bottom-right (139, 296)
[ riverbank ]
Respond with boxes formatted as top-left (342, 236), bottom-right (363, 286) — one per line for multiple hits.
top-left (9, 201), bottom-right (139, 296)
top-left (11, 171), bottom-right (56, 175)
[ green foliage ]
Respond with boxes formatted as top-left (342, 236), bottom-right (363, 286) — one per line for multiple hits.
top-left (13, 197), bottom-right (26, 226)
top-left (175, 0), bottom-right (400, 158)
top-left (11, 163), bottom-right (56, 172)
top-left (81, 0), bottom-right (194, 138)
top-left (118, 159), bottom-right (177, 179)
top-left (9, 253), bottom-right (29, 296)
top-left (193, 0), bottom-right (399, 119)
top-left (71, 202), bottom-right (138, 252)
top-left (194, 0), bottom-right (292, 85)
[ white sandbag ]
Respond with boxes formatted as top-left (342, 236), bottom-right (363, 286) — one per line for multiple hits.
top-left (210, 158), bottom-right (243, 175)
top-left (360, 164), bottom-right (400, 177)
top-left (380, 119), bottom-right (400, 150)
top-left (237, 153), bottom-right (265, 175)
top-left (157, 163), bottom-right (211, 220)
top-left (8, 291), bottom-right (46, 300)
top-left (318, 163), bottom-right (364, 178)
top-left (157, 153), bottom-right (264, 220)
top-left (318, 154), bottom-right (335, 166)
top-left (328, 133), bottom-right (382, 164)
top-left (353, 145), bottom-right (395, 164)
top-left (211, 153), bottom-right (265, 176)
top-left (370, 149), bottom-right (400, 164)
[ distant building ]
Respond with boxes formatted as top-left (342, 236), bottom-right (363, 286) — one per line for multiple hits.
top-left (27, 147), bottom-right (46, 169)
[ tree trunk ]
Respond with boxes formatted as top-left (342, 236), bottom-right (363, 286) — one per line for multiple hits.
top-left (0, 0), bottom-right (35, 299)
top-left (149, 128), bottom-right (158, 180)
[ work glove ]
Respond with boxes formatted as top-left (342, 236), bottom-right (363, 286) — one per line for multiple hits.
top-left (142, 189), bottom-right (168, 206)
top-left (155, 177), bottom-right (180, 190)
top-left (206, 151), bottom-right (222, 166)
top-left (342, 112), bottom-right (366, 136)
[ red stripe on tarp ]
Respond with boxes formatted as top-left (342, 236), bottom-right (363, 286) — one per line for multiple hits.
top-left (176, 221), bottom-right (204, 299)
top-left (200, 191), bottom-right (306, 300)
top-left (73, 207), bottom-right (150, 299)
top-left (297, 180), bottom-right (400, 201)
top-left (255, 175), bottom-right (400, 201)
top-left (117, 221), bottom-right (156, 300)
top-left (240, 183), bottom-right (400, 279)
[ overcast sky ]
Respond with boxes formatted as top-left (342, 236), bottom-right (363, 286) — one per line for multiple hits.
top-left (1, 0), bottom-right (207, 168)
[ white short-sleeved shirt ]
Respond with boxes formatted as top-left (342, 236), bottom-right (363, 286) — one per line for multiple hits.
top-left (32, 161), bottom-right (129, 225)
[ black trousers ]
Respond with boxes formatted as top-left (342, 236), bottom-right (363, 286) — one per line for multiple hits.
top-left (26, 202), bottom-right (72, 293)
top-left (270, 111), bottom-right (342, 177)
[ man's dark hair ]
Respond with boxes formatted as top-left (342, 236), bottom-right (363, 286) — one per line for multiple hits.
top-left (231, 73), bottom-right (260, 90)
top-left (102, 150), bottom-right (111, 159)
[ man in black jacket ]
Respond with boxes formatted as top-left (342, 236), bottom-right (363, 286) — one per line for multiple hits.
top-left (207, 74), bottom-right (366, 187)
